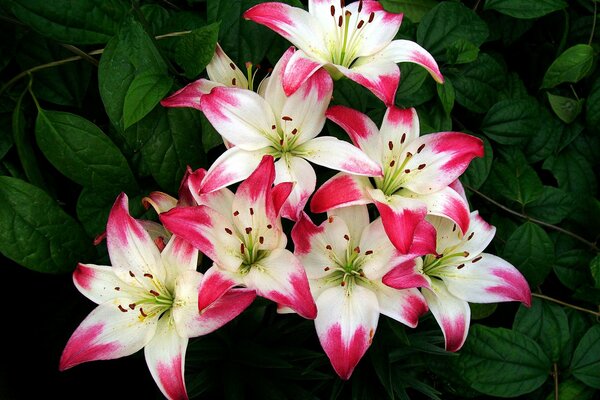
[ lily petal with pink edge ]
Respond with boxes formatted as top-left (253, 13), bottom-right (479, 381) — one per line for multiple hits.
top-left (291, 206), bottom-right (427, 379)
top-left (383, 211), bottom-right (531, 352)
top-left (244, 0), bottom-right (443, 105)
top-left (61, 193), bottom-right (255, 400)
top-left (311, 105), bottom-right (483, 252)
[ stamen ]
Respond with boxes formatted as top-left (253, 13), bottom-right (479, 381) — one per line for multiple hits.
top-left (271, 124), bottom-right (276, 130)
top-left (389, 160), bottom-right (395, 167)
top-left (259, 236), bottom-right (264, 244)
top-left (467, 232), bottom-right (474, 240)
top-left (358, 0), bottom-right (363, 12)
top-left (231, 78), bottom-right (237, 85)
top-left (291, 128), bottom-right (298, 135)
top-left (417, 144), bottom-right (426, 153)
top-left (229, 62), bottom-right (236, 70)
top-left (267, 224), bottom-right (273, 229)
top-left (340, 0), bottom-right (345, 8)
top-left (340, 281), bottom-right (346, 286)
top-left (354, 246), bottom-right (360, 253)
top-left (326, 244), bottom-right (333, 250)
top-left (114, 287), bottom-right (120, 291)
top-left (457, 264), bottom-right (465, 269)
top-left (245, 227), bottom-right (252, 234)
top-left (149, 290), bottom-right (160, 297)
top-left (388, 141), bottom-right (394, 150)
top-left (338, 15), bottom-right (343, 27)
top-left (452, 224), bottom-right (457, 232)
top-left (359, 270), bottom-right (365, 277)
top-left (128, 303), bottom-right (136, 310)
top-left (280, 139), bottom-right (284, 145)
top-left (240, 243), bottom-right (245, 254)
top-left (365, 250), bottom-right (373, 255)
top-left (324, 266), bottom-right (330, 271)
top-left (144, 273), bottom-right (153, 279)
top-left (404, 169), bottom-right (410, 173)
top-left (343, 234), bottom-right (350, 241)
top-left (330, 5), bottom-right (335, 16)
top-left (233, 210), bottom-right (240, 216)
top-left (282, 116), bottom-right (293, 121)
top-left (225, 227), bottom-right (233, 235)
top-left (400, 133), bottom-right (406, 143)
top-left (129, 271), bottom-right (135, 278)
top-left (406, 151), bottom-right (413, 158)
top-left (472, 256), bottom-right (482, 263)
top-left (140, 308), bottom-right (147, 317)
top-left (418, 163), bottom-right (426, 170)
top-left (118, 305), bottom-right (128, 312)
top-left (368, 12), bottom-right (375, 23)
top-left (463, 251), bottom-right (470, 257)
top-left (357, 20), bottom-right (364, 29)
top-left (249, 207), bottom-right (254, 215)
top-left (328, 216), bottom-right (334, 223)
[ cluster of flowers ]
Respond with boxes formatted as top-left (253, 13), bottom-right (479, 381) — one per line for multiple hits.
top-left (59, 1), bottom-right (531, 399)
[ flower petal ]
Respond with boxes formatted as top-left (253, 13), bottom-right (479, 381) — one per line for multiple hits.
top-left (263, 46), bottom-right (294, 116)
top-left (202, 147), bottom-right (265, 194)
top-left (298, 136), bottom-right (383, 176)
top-left (206, 43), bottom-right (249, 89)
top-left (407, 186), bottom-right (471, 235)
top-left (144, 316), bottom-right (189, 400)
top-left (381, 39), bottom-right (444, 84)
top-left (59, 301), bottom-right (158, 370)
top-left (274, 155), bottom-right (316, 221)
top-left (73, 263), bottom-right (125, 304)
top-left (310, 172), bottom-right (373, 213)
top-left (315, 284), bottom-right (379, 380)
top-left (243, 248), bottom-right (317, 319)
top-left (161, 79), bottom-right (218, 110)
top-left (327, 204), bottom-right (370, 244)
top-left (179, 166), bottom-right (206, 206)
top-left (368, 187), bottom-right (427, 254)
top-left (372, 285), bottom-right (427, 328)
top-left (379, 106), bottom-right (420, 152)
top-left (143, 191), bottom-right (178, 214)
top-left (195, 265), bottom-right (240, 312)
top-left (281, 49), bottom-right (326, 97)
top-left (107, 193), bottom-right (165, 286)
top-left (337, 59), bottom-right (400, 106)
top-left (422, 280), bottom-right (471, 352)
top-left (161, 235), bottom-right (199, 289)
top-left (325, 105), bottom-right (383, 161)
top-left (442, 253), bottom-right (531, 306)
top-left (459, 211), bottom-right (497, 257)
top-left (383, 258), bottom-right (431, 290)
top-left (200, 86), bottom-right (277, 150)
top-left (345, 1), bottom-right (403, 57)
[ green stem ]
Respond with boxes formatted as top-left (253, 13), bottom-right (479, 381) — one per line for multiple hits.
top-left (466, 185), bottom-right (599, 252)
top-left (553, 363), bottom-right (559, 400)
top-left (533, 293), bottom-right (600, 317)
top-left (590, 0), bottom-right (598, 46)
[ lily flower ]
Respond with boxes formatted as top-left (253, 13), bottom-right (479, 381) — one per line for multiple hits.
top-left (383, 211), bottom-right (531, 352)
top-left (311, 105), bottom-right (484, 253)
top-left (244, 0), bottom-right (443, 105)
top-left (292, 205), bottom-right (428, 379)
top-left (60, 194), bottom-right (256, 400)
top-left (164, 46), bottom-right (381, 220)
top-left (160, 155), bottom-right (318, 319)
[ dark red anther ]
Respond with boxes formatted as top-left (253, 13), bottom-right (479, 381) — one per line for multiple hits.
top-left (368, 12), bottom-right (375, 23)
top-left (324, 266), bottom-right (330, 271)
top-left (418, 163), bottom-right (426, 170)
top-left (404, 169), bottom-right (410, 174)
top-left (271, 124), bottom-right (276, 130)
top-left (140, 308), bottom-right (147, 317)
top-left (338, 15), bottom-right (343, 27)
top-left (114, 286), bottom-right (120, 291)
top-left (129, 271), bottom-right (135, 278)
top-left (229, 62), bottom-right (236, 70)
top-left (330, 4), bottom-right (335, 16)
top-left (225, 227), bottom-right (233, 235)
top-left (365, 250), bottom-right (373, 255)
top-left (245, 227), bottom-right (252, 234)
top-left (282, 115), bottom-right (293, 121)
top-left (452, 224), bottom-right (457, 232)
top-left (233, 210), bottom-right (240, 216)
top-left (232, 78), bottom-right (237, 85)
top-left (128, 303), bottom-right (136, 310)
top-left (259, 236), bottom-right (264, 244)
top-left (280, 139), bottom-right (284, 145)
top-left (149, 290), bottom-right (160, 297)
top-left (467, 232), bottom-right (474, 241)
top-left (291, 128), bottom-right (298, 135)
top-left (154, 236), bottom-right (166, 252)
top-left (358, 0), bottom-right (363, 12)
top-left (118, 305), bottom-right (128, 312)
top-left (354, 246), bottom-right (360, 253)
top-left (357, 20), bottom-right (364, 29)
top-left (267, 224), bottom-right (273, 229)
top-left (457, 264), bottom-right (465, 269)
top-left (472, 256), bottom-right (482, 263)
top-left (389, 160), bottom-right (396, 167)
top-left (340, 281), bottom-right (346, 287)
top-left (328, 216), bottom-right (334, 223)
top-left (240, 243), bottom-right (245, 254)
top-left (400, 133), bottom-right (406, 144)
top-left (417, 144), bottom-right (426, 153)
top-left (343, 234), bottom-right (350, 241)
top-left (388, 141), bottom-right (394, 150)
top-left (326, 244), bottom-right (333, 250)
top-left (249, 207), bottom-right (254, 215)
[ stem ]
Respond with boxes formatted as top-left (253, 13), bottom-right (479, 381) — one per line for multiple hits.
top-left (533, 293), bottom-right (600, 317)
top-left (60, 44), bottom-right (99, 66)
top-left (466, 185), bottom-right (599, 251)
top-left (590, 0), bottom-right (597, 46)
top-left (473, 0), bottom-right (481, 11)
top-left (553, 363), bottom-right (559, 400)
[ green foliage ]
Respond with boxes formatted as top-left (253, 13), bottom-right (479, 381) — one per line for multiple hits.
top-left (484, 0), bottom-right (567, 19)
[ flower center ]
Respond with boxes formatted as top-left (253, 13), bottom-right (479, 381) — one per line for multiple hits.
top-left (114, 271), bottom-right (174, 322)
top-left (327, 0), bottom-right (376, 67)
top-left (268, 115), bottom-right (302, 155)
top-left (421, 250), bottom-right (470, 278)
top-left (375, 140), bottom-right (428, 196)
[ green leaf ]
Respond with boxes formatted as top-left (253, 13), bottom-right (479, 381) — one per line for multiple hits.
top-left (449, 53), bottom-right (505, 113)
top-left (98, 16), bottom-right (168, 131)
top-left (123, 71), bottom-right (173, 129)
top-left (395, 63), bottom-right (429, 102)
top-left (469, 303), bottom-right (497, 320)
top-left (5, 0), bottom-right (128, 45)
top-left (460, 134), bottom-right (492, 190)
top-left (484, 0), bottom-right (567, 19)
top-left (541, 44), bottom-right (594, 89)
top-left (175, 23), bottom-right (220, 79)
top-left (513, 298), bottom-right (569, 362)
top-left (524, 186), bottom-right (572, 224)
top-left (488, 160), bottom-right (543, 205)
top-left (524, 110), bottom-right (562, 163)
top-left (545, 378), bottom-right (597, 400)
top-left (445, 39), bottom-right (480, 65)
top-left (585, 76), bottom-right (600, 133)
top-left (591, 255), bottom-right (600, 289)
top-left (380, 0), bottom-right (438, 23)
top-left (417, 2), bottom-right (488, 61)
top-left (553, 248), bottom-right (593, 291)
top-left (547, 93), bottom-right (584, 124)
top-left (436, 78), bottom-right (455, 115)
top-left (35, 110), bottom-right (138, 191)
top-left (458, 325), bottom-right (551, 397)
top-left (571, 325), bottom-right (600, 389)
top-left (503, 222), bottom-right (554, 287)
top-left (0, 176), bottom-right (94, 273)
top-left (543, 148), bottom-right (598, 197)
top-left (200, 113), bottom-right (224, 153)
top-left (481, 98), bottom-right (541, 145)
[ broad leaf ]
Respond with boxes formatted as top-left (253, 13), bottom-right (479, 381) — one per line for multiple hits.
top-left (525, 186), bottom-right (572, 224)
top-left (585, 76), bottom-right (600, 133)
top-left (503, 222), bottom-right (554, 287)
top-left (123, 71), bottom-right (173, 129)
top-left (487, 160), bottom-right (543, 205)
top-left (570, 325), bottom-right (600, 389)
top-left (436, 78), bottom-right (455, 115)
top-left (460, 134), bottom-right (492, 190)
top-left (484, 0), bottom-right (567, 19)
top-left (0, 176), bottom-right (94, 273)
top-left (543, 148), bottom-right (598, 197)
top-left (380, 0), bottom-right (438, 23)
top-left (591, 255), bottom-right (600, 289)
top-left (482, 98), bottom-right (541, 145)
top-left (541, 44), bottom-right (594, 89)
top-left (547, 93), bottom-right (584, 124)
top-left (174, 23), bottom-right (220, 79)
top-left (544, 379), bottom-right (597, 400)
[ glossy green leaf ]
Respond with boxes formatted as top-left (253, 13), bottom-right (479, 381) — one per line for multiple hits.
top-left (460, 135), bottom-right (492, 190)
top-left (585, 76), bottom-right (600, 133)
top-left (0, 176), bottom-right (94, 273)
top-left (543, 148), bottom-right (598, 197)
top-left (488, 160), bottom-right (543, 205)
top-left (396, 63), bottom-right (429, 102)
top-left (417, 2), bottom-right (488, 60)
top-left (436, 78), bottom-right (455, 115)
top-left (469, 303), bottom-right (497, 320)
top-left (445, 39), bottom-right (480, 65)
top-left (591, 255), bottom-right (600, 289)
top-left (174, 23), bottom-right (220, 79)
top-left (545, 378), bottom-right (597, 400)
top-left (5, 0), bottom-right (128, 44)
top-left (450, 53), bottom-right (505, 113)
top-left (482, 98), bottom-right (541, 145)
top-left (547, 93), bottom-right (584, 124)
top-left (541, 44), bottom-right (594, 89)
top-left (484, 0), bottom-right (567, 19)
top-left (553, 248), bottom-right (593, 291)
top-left (503, 222), bottom-right (554, 287)
top-left (98, 16), bottom-right (167, 131)
top-left (123, 71), bottom-right (173, 129)
top-left (513, 298), bottom-right (569, 362)
top-left (571, 325), bottom-right (600, 389)
top-left (35, 110), bottom-right (138, 191)
top-left (380, 0), bottom-right (438, 23)
top-left (459, 325), bottom-right (551, 397)
top-left (525, 186), bottom-right (572, 224)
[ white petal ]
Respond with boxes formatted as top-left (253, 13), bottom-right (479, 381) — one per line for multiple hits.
top-left (372, 284), bottom-right (427, 328)
top-left (161, 235), bottom-right (199, 292)
top-left (73, 263), bottom-right (126, 305)
top-left (274, 155), bottom-right (316, 220)
top-left (202, 147), bottom-right (265, 193)
top-left (327, 204), bottom-right (370, 245)
top-left (206, 43), bottom-right (249, 88)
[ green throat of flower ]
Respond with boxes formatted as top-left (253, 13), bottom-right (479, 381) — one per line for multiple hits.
top-left (114, 270), bottom-right (174, 322)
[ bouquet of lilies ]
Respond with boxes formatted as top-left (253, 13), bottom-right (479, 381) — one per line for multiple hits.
top-left (59, 1), bottom-right (531, 399)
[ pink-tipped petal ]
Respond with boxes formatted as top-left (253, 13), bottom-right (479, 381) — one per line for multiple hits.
top-left (232, 155), bottom-right (278, 225)
top-left (315, 285), bottom-right (379, 380)
top-left (422, 281), bottom-right (471, 352)
top-left (310, 172), bottom-right (373, 213)
top-left (144, 317), bottom-right (188, 400)
top-left (345, 1), bottom-right (403, 57)
top-left (379, 106), bottom-right (420, 149)
top-left (200, 87), bottom-right (277, 150)
top-left (107, 193), bottom-right (165, 285)
top-left (368, 188), bottom-right (427, 254)
top-left (383, 258), bottom-right (430, 290)
top-left (458, 211), bottom-right (497, 257)
top-left (206, 43), bottom-right (249, 89)
top-left (382, 39), bottom-right (444, 84)
top-left (449, 179), bottom-right (467, 203)
top-left (409, 219), bottom-right (438, 256)
top-left (262, 47), bottom-right (295, 117)
top-left (281, 49), bottom-right (326, 97)
top-left (274, 156), bottom-right (316, 221)
top-left (202, 147), bottom-right (265, 194)
top-left (143, 191), bottom-right (178, 214)
top-left (161, 235), bottom-right (199, 288)
top-left (326, 105), bottom-right (382, 161)
top-left (161, 79), bottom-right (218, 111)
top-left (443, 253), bottom-right (531, 306)
top-left (243, 248), bottom-right (317, 319)
top-left (338, 60), bottom-right (400, 106)
top-left (408, 187), bottom-right (471, 235)
top-left (373, 285), bottom-right (428, 328)
top-left (298, 136), bottom-right (383, 177)
top-left (196, 265), bottom-right (240, 312)
top-left (59, 302), bottom-right (158, 370)
top-left (73, 263), bottom-right (125, 305)
top-left (355, 218), bottom-right (405, 280)
top-left (402, 132), bottom-right (484, 194)
top-left (178, 166), bottom-right (206, 206)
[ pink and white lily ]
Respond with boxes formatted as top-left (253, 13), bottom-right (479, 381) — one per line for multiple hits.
top-left (165, 47), bottom-right (381, 220)
top-left (244, 0), bottom-right (443, 105)
top-left (311, 105), bottom-right (484, 253)
top-left (160, 155), bottom-right (318, 320)
top-left (383, 211), bottom-right (531, 352)
top-left (60, 194), bottom-right (256, 400)
top-left (292, 205), bottom-right (428, 379)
